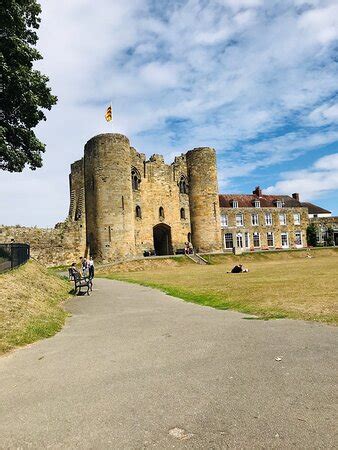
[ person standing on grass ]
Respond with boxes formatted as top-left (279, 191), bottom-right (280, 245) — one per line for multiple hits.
top-left (88, 256), bottom-right (94, 279)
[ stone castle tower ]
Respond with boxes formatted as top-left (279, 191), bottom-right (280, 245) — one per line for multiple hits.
top-left (68, 133), bottom-right (222, 262)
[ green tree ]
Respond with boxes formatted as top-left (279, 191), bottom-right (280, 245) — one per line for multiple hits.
top-left (306, 223), bottom-right (317, 247)
top-left (0, 0), bottom-right (57, 172)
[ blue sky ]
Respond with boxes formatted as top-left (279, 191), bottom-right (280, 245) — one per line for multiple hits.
top-left (1, 0), bottom-right (338, 226)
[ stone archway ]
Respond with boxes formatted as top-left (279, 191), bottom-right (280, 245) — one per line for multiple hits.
top-left (153, 224), bottom-right (173, 256)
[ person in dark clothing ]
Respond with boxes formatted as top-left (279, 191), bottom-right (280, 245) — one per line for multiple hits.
top-left (231, 264), bottom-right (249, 273)
top-left (69, 262), bottom-right (81, 280)
top-left (231, 265), bottom-right (242, 273)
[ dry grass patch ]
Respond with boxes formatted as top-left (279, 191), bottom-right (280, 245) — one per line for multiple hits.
top-left (100, 249), bottom-right (338, 324)
top-left (0, 260), bottom-right (71, 355)
top-left (96, 255), bottom-right (193, 274)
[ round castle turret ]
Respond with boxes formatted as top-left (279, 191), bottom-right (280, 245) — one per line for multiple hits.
top-left (84, 133), bottom-right (135, 262)
top-left (186, 147), bottom-right (222, 252)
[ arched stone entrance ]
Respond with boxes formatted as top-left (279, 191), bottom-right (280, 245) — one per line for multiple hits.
top-left (153, 224), bottom-right (173, 256)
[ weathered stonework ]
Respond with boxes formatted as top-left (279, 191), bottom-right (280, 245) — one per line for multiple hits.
top-left (45, 133), bottom-right (225, 262)
top-left (79, 134), bottom-right (222, 261)
top-left (186, 148), bottom-right (222, 252)
top-left (84, 134), bottom-right (135, 261)
top-left (0, 220), bottom-right (86, 266)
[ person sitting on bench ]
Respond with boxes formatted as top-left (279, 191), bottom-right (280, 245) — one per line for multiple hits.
top-left (68, 263), bottom-right (80, 280)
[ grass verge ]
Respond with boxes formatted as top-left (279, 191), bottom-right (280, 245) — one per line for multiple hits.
top-left (0, 260), bottom-right (72, 355)
top-left (99, 249), bottom-right (338, 324)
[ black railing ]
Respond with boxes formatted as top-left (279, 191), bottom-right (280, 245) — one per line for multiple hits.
top-left (0, 243), bottom-right (30, 273)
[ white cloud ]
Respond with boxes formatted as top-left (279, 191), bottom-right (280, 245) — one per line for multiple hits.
top-left (265, 153), bottom-right (338, 199)
top-left (298, 3), bottom-right (338, 44)
top-left (1, 0), bottom-right (338, 226)
top-left (314, 152), bottom-right (338, 170)
top-left (308, 103), bottom-right (338, 126)
top-left (140, 62), bottom-right (181, 88)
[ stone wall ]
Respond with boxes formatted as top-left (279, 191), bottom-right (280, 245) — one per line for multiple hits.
top-left (84, 134), bottom-right (135, 262)
top-left (220, 206), bottom-right (309, 250)
top-left (68, 158), bottom-right (85, 222)
top-left (80, 134), bottom-right (225, 259)
top-left (130, 147), bottom-right (191, 255)
top-left (186, 147), bottom-right (222, 252)
top-left (0, 220), bottom-right (86, 267)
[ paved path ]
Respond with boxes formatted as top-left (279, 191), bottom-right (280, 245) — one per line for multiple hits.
top-left (0, 278), bottom-right (337, 449)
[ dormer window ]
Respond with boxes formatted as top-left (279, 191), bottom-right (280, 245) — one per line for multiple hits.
top-left (231, 200), bottom-right (238, 208)
top-left (254, 200), bottom-right (260, 208)
top-left (276, 200), bottom-right (283, 208)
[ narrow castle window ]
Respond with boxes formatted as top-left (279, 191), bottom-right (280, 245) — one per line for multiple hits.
top-left (180, 208), bottom-right (186, 219)
top-left (159, 207), bottom-right (165, 219)
top-left (135, 205), bottom-right (142, 219)
top-left (179, 176), bottom-right (188, 194)
top-left (131, 168), bottom-right (141, 191)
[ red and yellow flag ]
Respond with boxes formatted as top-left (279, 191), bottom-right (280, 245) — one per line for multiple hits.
top-left (105, 105), bottom-right (112, 122)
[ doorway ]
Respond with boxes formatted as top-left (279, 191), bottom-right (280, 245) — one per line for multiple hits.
top-left (153, 224), bottom-right (173, 255)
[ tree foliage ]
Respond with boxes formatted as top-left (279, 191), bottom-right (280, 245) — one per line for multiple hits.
top-left (306, 223), bottom-right (317, 247)
top-left (326, 226), bottom-right (334, 247)
top-left (0, 0), bottom-right (57, 172)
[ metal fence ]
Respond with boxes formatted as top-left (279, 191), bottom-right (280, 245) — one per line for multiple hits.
top-left (0, 243), bottom-right (30, 273)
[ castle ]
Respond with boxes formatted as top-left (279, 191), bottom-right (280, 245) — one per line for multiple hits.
top-left (69, 133), bottom-right (222, 261)
top-left (1, 132), bottom-right (336, 265)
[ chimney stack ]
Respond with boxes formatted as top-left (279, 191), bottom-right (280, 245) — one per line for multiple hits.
top-left (253, 186), bottom-right (262, 197)
top-left (292, 193), bottom-right (300, 201)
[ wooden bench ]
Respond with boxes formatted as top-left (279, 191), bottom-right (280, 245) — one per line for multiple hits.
top-left (71, 270), bottom-right (93, 295)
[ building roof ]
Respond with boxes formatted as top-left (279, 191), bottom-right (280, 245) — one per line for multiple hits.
top-left (300, 202), bottom-right (331, 215)
top-left (218, 194), bottom-right (301, 208)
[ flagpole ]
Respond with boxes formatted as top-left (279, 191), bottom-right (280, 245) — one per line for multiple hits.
top-left (111, 100), bottom-right (113, 133)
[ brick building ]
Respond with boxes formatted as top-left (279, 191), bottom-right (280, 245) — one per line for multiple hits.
top-left (219, 187), bottom-right (309, 252)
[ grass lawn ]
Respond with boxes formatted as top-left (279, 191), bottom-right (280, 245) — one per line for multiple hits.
top-left (0, 260), bottom-right (72, 355)
top-left (99, 249), bottom-right (338, 324)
